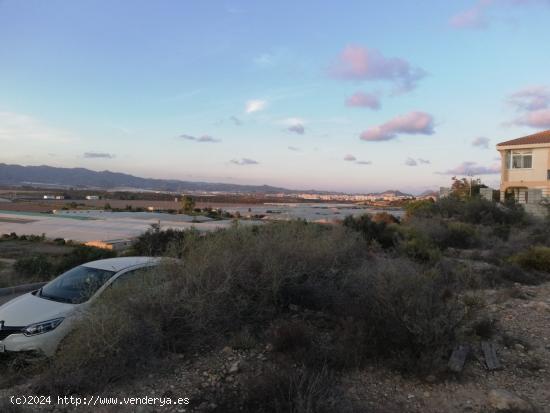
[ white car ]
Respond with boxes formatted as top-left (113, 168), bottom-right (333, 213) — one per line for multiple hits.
top-left (0, 256), bottom-right (160, 356)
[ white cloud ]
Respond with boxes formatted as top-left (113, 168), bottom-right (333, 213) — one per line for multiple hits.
top-left (245, 99), bottom-right (267, 114)
top-left (0, 112), bottom-right (74, 143)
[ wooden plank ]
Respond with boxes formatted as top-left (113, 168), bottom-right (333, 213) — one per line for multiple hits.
top-left (481, 341), bottom-right (502, 371)
top-left (448, 344), bottom-right (470, 373)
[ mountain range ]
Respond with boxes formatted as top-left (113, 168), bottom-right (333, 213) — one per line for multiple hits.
top-left (0, 163), bottom-right (417, 196)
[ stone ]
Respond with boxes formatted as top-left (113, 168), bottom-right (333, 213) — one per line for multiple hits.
top-left (229, 361), bottom-right (240, 373)
top-left (425, 374), bottom-right (437, 383)
top-left (535, 301), bottom-right (550, 313)
top-left (488, 389), bottom-right (534, 412)
top-left (289, 304), bottom-right (300, 311)
top-left (222, 346), bottom-right (232, 354)
top-left (514, 343), bottom-right (525, 351)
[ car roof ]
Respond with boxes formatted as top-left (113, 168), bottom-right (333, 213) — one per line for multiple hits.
top-left (82, 256), bottom-right (161, 272)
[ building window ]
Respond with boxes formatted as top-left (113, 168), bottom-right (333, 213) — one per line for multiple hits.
top-left (509, 150), bottom-right (532, 169)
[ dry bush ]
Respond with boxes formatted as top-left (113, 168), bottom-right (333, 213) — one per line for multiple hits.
top-left (31, 221), bottom-right (471, 394)
top-left (218, 366), bottom-right (358, 413)
top-left (371, 212), bottom-right (400, 224)
top-left (268, 320), bottom-right (312, 353)
top-left (0, 398), bottom-right (27, 413)
top-left (34, 222), bottom-right (366, 393)
top-left (511, 246), bottom-right (550, 273)
top-left (404, 218), bottom-right (479, 250)
top-left (175, 221), bottom-right (366, 334)
top-left (334, 258), bottom-right (466, 373)
top-left (0, 352), bottom-right (45, 390)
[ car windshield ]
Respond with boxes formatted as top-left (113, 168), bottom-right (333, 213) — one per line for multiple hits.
top-left (40, 265), bottom-right (116, 304)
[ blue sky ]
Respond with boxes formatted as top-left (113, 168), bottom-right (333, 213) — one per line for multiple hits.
top-left (1, 0), bottom-right (550, 193)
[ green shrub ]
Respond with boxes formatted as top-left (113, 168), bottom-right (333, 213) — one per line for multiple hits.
top-left (35, 222), bottom-right (366, 393)
top-left (510, 246), bottom-right (550, 273)
top-left (396, 225), bottom-right (440, 262)
top-left (335, 258), bottom-right (466, 373)
top-left (443, 222), bottom-right (478, 249)
top-left (14, 255), bottom-right (54, 281)
top-left (403, 218), bottom-right (478, 250)
top-left (407, 196), bottom-right (526, 226)
top-left (130, 225), bottom-right (193, 256)
top-left (33, 221), bottom-right (469, 393)
top-left (371, 212), bottom-right (400, 224)
top-left (342, 213), bottom-right (397, 248)
top-left (404, 199), bottom-right (436, 219)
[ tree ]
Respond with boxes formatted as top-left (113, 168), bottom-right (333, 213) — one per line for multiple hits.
top-left (451, 177), bottom-right (486, 199)
top-left (181, 195), bottom-right (196, 214)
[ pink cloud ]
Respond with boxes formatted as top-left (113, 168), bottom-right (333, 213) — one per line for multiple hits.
top-left (345, 92), bottom-right (381, 110)
top-left (507, 85), bottom-right (550, 128)
top-left (439, 161), bottom-right (500, 175)
top-left (450, 0), bottom-right (550, 30)
top-left (515, 109), bottom-right (550, 128)
top-left (449, 2), bottom-right (490, 29)
top-left (329, 45), bottom-right (426, 93)
top-left (508, 85), bottom-right (550, 111)
top-left (360, 111), bottom-right (435, 142)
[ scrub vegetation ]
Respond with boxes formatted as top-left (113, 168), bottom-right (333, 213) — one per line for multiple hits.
top-left (3, 194), bottom-right (550, 411)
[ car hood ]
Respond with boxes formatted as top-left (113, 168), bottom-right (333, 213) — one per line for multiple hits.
top-left (0, 292), bottom-right (76, 326)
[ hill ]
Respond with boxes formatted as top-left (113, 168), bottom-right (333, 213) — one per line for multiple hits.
top-left (0, 163), bottom-right (311, 194)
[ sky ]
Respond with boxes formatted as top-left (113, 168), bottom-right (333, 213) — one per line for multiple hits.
top-left (1, 0), bottom-right (550, 194)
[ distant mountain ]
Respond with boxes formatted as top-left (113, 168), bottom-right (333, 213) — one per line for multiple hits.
top-left (418, 189), bottom-right (438, 197)
top-left (0, 163), bottom-right (323, 194)
top-left (369, 189), bottom-right (413, 197)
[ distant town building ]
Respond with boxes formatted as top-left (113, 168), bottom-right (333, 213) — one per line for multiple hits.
top-left (85, 195), bottom-right (100, 200)
top-left (43, 195), bottom-right (56, 200)
top-left (85, 239), bottom-right (133, 252)
top-left (479, 187), bottom-right (495, 201)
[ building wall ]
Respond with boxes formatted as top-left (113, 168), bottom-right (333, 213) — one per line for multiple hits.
top-left (498, 147), bottom-right (550, 193)
top-left (506, 147), bottom-right (548, 182)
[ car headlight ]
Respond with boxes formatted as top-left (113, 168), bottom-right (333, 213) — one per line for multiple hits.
top-left (23, 318), bottom-right (65, 336)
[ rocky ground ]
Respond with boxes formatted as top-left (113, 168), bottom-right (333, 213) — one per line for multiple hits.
top-left (1, 281), bottom-right (549, 412)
